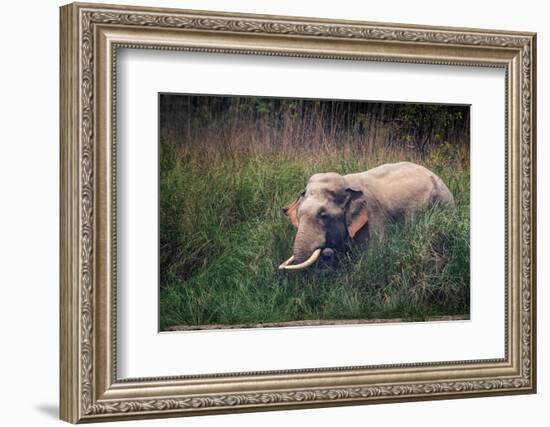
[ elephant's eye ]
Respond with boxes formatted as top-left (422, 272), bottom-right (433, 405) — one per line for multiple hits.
top-left (334, 195), bottom-right (346, 205)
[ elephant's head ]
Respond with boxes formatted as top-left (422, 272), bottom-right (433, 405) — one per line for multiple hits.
top-left (279, 172), bottom-right (369, 270)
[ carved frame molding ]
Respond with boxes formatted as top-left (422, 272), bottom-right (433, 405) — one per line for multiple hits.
top-left (60, 2), bottom-right (536, 423)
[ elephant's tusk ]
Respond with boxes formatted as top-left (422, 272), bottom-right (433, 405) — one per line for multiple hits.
top-left (278, 249), bottom-right (321, 271)
top-left (278, 255), bottom-right (295, 269)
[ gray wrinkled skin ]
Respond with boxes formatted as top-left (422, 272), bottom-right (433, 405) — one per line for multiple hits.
top-left (283, 161), bottom-right (454, 267)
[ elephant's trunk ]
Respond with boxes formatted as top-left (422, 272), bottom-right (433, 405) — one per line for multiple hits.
top-left (279, 222), bottom-right (325, 271)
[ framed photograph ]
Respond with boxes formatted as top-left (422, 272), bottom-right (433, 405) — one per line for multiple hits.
top-left (60, 2), bottom-right (537, 423)
top-left (158, 94), bottom-right (470, 332)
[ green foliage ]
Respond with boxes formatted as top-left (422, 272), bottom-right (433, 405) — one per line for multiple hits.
top-left (159, 141), bottom-right (470, 329)
top-left (396, 104), bottom-right (467, 155)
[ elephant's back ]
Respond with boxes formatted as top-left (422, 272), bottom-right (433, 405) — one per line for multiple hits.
top-left (346, 162), bottom-right (454, 216)
top-left (347, 162), bottom-right (434, 185)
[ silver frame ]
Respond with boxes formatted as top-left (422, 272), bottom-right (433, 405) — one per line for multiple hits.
top-left (60, 2), bottom-right (536, 423)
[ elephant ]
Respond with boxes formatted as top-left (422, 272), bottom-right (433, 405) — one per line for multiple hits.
top-left (278, 161), bottom-right (455, 270)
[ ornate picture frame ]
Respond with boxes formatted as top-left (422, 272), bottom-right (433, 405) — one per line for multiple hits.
top-left (60, 2), bottom-right (536, 423)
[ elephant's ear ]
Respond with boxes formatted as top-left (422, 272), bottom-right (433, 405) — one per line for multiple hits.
top-left (345, 188), bottom-right (368, 238)
top-left (282, 192), bottom-right (304, 228)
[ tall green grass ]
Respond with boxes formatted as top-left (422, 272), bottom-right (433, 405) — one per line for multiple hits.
top-left (159, 141), bottom-right (470, 330)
